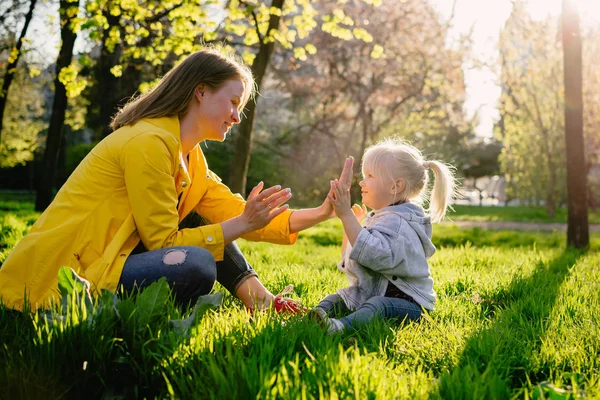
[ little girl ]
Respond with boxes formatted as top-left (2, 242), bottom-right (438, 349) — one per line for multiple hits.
top-left (312, 138), bottom-right (456, 333)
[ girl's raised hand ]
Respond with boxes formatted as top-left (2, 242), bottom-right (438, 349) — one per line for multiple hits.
top-left (242, 181), bottom-right (292, 231)
top-left (351, 203), bottom-right (368, 223)
top-left (327, 179), bottom-right (352, 218)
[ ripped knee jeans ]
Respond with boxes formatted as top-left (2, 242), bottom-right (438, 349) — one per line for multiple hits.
top-left (118, 213), bottom-right (259, 307)
top-left (118, 246), bottom-right (215, 307)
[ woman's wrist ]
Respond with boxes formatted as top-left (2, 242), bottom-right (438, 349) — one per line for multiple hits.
top-left (221, 215), bottom-right (252, 244)
top-left (317, 202), bottom-right (335, 220)
top-left (289, 205), bottom-right (331, 233)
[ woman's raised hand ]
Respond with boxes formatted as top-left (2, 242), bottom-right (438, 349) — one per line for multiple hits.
top-left (241, 182), bottom-right (292, 231)
top-left (322, 156), bottom-right (354, 218)
top-left (338, 156), bottom-right (354, 187)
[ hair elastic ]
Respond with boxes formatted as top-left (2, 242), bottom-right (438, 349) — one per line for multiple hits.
top-left (423, 161), bottom-right (431, 169)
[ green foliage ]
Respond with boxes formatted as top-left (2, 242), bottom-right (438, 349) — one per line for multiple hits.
top-left (76, 0), bottom-right (377, 96)
top-left (0, 214), bottom-right (30, 263)
top-left (0, 65), bottom-right (45, 168)
top-left (6, 264), bottom-right (224, 398)
top-left (0, 117), bottom-right (42, 167)
top-left (247, 0), bottom-right (472, 205)
top-left (0, 195), bottom-right (39, 263)
top-left (82, 0), bottom-right (219, 66)
top-left (169, 292), bottom-right (223, 335)
top-left (65, 142), bottom-right (97, 179)
top-left (56, 267), bottom-right (94, 314)
top-left (495, 5), bottom-right (598, 213)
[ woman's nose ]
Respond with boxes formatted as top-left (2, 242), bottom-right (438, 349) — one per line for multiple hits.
top-left (232, 108), bottom-right (240, 124)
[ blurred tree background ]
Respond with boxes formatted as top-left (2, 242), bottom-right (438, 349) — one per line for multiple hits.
top-left (0, 0), bottom-right (597, 212)
top-left (497, 1), bottom-right (599, 216)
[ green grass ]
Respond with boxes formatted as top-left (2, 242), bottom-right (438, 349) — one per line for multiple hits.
top-left (1, 199), bottom-right (600, 398)
top-left (448, 204), bottom-right (600, 224)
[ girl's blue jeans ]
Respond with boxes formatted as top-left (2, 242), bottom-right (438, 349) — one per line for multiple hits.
top-left (316, 293), bottom-right (423, 330)
top-left (118, 212), bottom-right (258, 307)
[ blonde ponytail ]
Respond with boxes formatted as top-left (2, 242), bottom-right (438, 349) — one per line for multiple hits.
top-left (425, 160), bottom-right (456, 223)
top-left (362, 138), bottom-right (458, 222)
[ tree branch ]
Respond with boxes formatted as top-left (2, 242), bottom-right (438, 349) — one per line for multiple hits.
top-left (145, 2), bottom-right (185, 24)
top-left (239, 0), bottom-right (264, 45)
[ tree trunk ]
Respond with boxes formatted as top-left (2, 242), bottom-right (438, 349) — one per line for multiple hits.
top-left (562, 0), bottom-right (589, 248)
top-left (227, 0), bottom-right (285, 195)
top-left (545, 146), bottom-right (557, 218)
top-left (35, 0), bottom-right (79, 211)
top-left (97, 8), bottom-right (122, 139)
top-left (0, 0), bottom-right (38, 143)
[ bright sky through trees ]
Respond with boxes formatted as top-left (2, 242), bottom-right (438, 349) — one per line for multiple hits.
top-left (25, 0), bottom-right (600, 138)
top-left (431, 0), bottom-right (600, 137)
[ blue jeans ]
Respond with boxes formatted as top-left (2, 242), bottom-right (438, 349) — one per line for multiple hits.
top-left (316, 293), bottom-right (423, 331)
top-left (118, 212), bottom-right (258, 307)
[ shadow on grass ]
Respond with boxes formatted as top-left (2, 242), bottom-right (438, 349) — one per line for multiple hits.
top-left (434, 249), bottom-right (584, 399)
top-left (161, 308), bottom-right (400, 399)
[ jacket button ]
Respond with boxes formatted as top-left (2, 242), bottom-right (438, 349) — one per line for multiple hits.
top-left (206, 174), bottom-right (210, 179)
top-left (207, 236), bottom-right (213, 242)
top-left (392, 276), bottom-right (397, 280)
top-left (181, 181), bottom-right (188, 188)
top-left (120, 253), bottom-right (127, 258)
top-left (180, 163), bottom-right (184, 168)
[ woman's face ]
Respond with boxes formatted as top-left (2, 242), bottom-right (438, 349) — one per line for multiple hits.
top-left (196, 79), bottom-right (244, 141)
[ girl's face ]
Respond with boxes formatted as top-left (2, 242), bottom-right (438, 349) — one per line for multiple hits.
top-left (196, 79), bottom-right (244, 142)
top-left (359, 166), bottom-right (396, 210)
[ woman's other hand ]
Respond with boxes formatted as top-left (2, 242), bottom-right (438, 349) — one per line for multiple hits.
top-left (241, 182), bottom-right (292, 231)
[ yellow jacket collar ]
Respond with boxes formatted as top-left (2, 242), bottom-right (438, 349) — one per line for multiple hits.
top-left (144, 115), bottom-right (181, 142)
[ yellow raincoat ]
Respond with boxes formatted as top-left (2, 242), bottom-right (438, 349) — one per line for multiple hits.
top-left (0, 116), bottom-right (297, 311)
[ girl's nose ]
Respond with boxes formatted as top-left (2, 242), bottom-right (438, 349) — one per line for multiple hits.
top-left (359, 180), bottom-right (365, 187)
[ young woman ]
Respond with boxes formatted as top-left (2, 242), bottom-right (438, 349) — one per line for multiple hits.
top-left (0, 48), bottom-right (353, 313)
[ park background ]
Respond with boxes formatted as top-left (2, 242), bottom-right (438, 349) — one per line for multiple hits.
top-left (0, 0), bottom-right (599, 212)
top-left (1, 0), bottom-right (599, 398)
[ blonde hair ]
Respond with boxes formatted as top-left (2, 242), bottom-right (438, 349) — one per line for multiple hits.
top-left (110, 47), bottom-right (255, 131)
top-left (362, 138), bottom-right (456, 223)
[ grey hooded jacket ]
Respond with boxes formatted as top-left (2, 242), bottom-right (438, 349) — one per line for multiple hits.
top-left (337, 202), bottom-right (437, 311)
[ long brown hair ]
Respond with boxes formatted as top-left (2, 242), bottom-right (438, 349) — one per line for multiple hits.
top-left (110, 47), bottom-right (255, 131)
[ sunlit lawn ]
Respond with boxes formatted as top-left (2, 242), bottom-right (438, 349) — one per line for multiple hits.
top-left (1, 195), bottom-right (599, 398)
top-left (449, 204), bottom-right (600, 224)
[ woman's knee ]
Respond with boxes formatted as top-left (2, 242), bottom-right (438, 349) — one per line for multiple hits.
top-left (163, 246), bottom-right (216, 282)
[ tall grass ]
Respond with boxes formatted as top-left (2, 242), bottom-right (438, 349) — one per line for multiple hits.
top-left (1, 202), bottom-right (599, 398)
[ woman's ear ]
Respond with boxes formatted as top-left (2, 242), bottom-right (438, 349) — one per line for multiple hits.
top-left (390, 178), bottom-right (405, 195)
top-left (194, 84), bottom-right (206, 101)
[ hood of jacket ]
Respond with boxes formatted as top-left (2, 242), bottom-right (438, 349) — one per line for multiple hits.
top-left (373, 202), bottom-right (436, 258)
